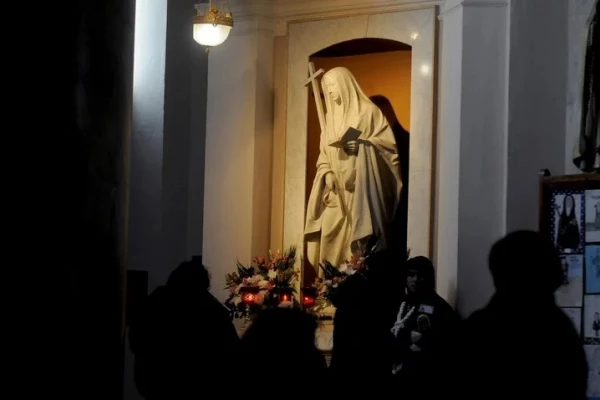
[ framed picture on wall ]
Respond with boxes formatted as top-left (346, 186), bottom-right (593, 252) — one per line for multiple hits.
top-left (540, 173), bottom-right (600, 351)
top-left (541, 173), bottom-right (600, 400)
top-left (551, 190), bottom-right (585, 254)
top-left (585, 189), bottom-right (600, 243)
top-left (584, 295), bottom-right (600, 345)
top-left (556, 255), bottom-right (584, 307)
top-left (586, 245), bottom-right (600, 294)
top-left (539, 173), bottom-right (600, 248)
top-left (585, 345), bottom-right (600, 400)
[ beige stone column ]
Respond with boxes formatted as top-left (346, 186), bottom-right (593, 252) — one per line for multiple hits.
top-left (435, 0), bottom-right (509, 316)
top-left (202, 2), bottom-right (275, 301)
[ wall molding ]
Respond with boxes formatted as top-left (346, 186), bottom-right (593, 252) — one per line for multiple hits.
top-left (226, 0), bottom-right (508, 35)
top-left (275, 0), bottom-right (439, 19)
top-left (439, 0), bottom-right (508, 19)
top-left (224, 0), bottom-right (275, 35)
top-left (229, 17), bottom-right (274, 37)
top-left (274, 0), bottom-right (439, 36)
top-left (228, 0), bottom-right (275, 19)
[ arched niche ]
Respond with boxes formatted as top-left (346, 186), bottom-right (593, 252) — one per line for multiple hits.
top-left (283, 10), bottom-right (436, 283)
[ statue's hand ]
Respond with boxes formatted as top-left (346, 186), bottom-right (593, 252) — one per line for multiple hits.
top-left (325, 172), bottom-right (337, 194)
top-left (344, 140), bottom-right (358, 155)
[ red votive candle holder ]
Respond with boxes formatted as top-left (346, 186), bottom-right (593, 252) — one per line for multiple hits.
top-left (278, 287), bottom-right (293, 304)
top-left (301, 287), bottom-right (317, 308)
top-left (240, 286), bottom-right (259, 306)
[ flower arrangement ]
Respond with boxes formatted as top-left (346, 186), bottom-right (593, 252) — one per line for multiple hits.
top-left (311, 241), bottom-right (407, 307)
top-left (224, 246), bottom-right (299, 318)
top-left (313, 251), bottom-right (368, 302)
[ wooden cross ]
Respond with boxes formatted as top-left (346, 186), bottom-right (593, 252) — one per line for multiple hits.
top-left (306, 62), bottom-right (326, 133)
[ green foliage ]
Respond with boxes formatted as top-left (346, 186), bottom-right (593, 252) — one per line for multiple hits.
top-left (235, 260), bottom-right (255, 278)
top-left (224, 260), bottom-right (255, 289)
top-left (319, 260), bottom-right (345, 280)
top-left (270, 246), bottom-right (297, 271)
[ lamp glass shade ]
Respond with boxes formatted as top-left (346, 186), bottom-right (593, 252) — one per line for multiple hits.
top-left (193, 23), bottom-right (232, 47)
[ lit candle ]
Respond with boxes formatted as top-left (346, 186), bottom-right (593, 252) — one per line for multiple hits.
top-left (278, 287), bottom-right (293, 305)
top-left (240, 286), bottom-right (259, 306)
top-left (301, 287), bottom-right (317, 308)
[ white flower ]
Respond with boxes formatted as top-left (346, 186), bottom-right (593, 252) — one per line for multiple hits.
top-left (249, 275), bottom-right (261, 283)
top-left (339, 263), bottom-right (356, 275)
top-left (258, 280), bottom-right (270, 288)
top-left (267, 269), bottom-right (277, 279)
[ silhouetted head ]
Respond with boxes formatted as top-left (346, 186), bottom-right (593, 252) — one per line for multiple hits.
top-left (489, 231), bottom-right (562, 296)
top-left (406, 256), bottom-right (436, 295)
top-left (166, 256), bottom-right (210, 291)
top-left (365, 248), bottom-right (406, 282)
top-left (366, 247), bottom-right (394, 269)
top-left (241, 308), bottom-right (317, 351)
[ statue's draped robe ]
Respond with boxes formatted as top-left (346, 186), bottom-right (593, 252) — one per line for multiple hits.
top-left (574, 0), bottom-right (599, 172)
top-left (305, 67), bottom-right (402, 272)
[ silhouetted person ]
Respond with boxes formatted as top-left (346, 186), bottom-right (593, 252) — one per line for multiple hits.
top-left (390, 256), bottom-right (458, 396)
top-left (329, 248), bottom-right (406, 393)
top-left (239, 308), bottom-right (326, 394)
top-left (447, 231), bottom-right (587, 399)
top-left (129, 258), bottom-right (240, 400)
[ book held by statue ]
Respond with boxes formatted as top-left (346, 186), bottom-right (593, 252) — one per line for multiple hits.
top-left (328, 126), bottom-right (362, 148)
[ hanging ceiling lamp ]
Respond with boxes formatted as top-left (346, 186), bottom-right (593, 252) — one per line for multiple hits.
top-left (193, 0), bottom-right (233, 52)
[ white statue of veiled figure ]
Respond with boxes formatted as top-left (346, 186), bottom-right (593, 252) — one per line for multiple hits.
top-left (305, 67), bottom-right (403, 275)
